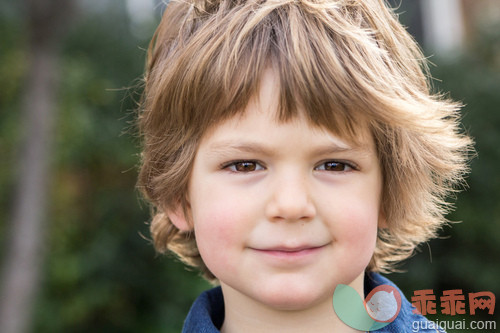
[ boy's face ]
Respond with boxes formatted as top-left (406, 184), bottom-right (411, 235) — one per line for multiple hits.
top-left (174, 70), bottom-right (383, 311)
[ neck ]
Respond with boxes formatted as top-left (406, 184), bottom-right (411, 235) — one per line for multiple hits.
top-left (220, 273), bottom-right (365, 333)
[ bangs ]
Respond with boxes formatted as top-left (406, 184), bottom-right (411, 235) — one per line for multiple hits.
top-left (147, 0), bottom-right (423, 145)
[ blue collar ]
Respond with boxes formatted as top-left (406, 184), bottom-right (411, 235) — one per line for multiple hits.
top-left (182, 272), bottom-right (444, 332)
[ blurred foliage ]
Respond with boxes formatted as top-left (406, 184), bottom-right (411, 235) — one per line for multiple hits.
top-left (0, 1), bottom-right (498, 332)
top-left (1, 2), bottom-right (210, 332)
top-left (389, 13), bottom-right (500, 328)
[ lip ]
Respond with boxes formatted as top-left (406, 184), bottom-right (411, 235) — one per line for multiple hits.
top-left (250, 244), bottom-right (329, 261)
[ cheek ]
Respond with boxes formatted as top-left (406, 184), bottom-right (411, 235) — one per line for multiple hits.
top-left (195, 208), bottom-right (238, 245)
top-left (327, 194), bottom-right (380, 257)
top-left (190, 192), bottom-right (252, 275)
top-left (342, 214), bottom-right (378, 250)
top-left (190, 178), bottom-right (260, 244)
top-left (193, 206), bottom-right (235, 275)
top-left (344, 203), bottom-right (379, 233)
top-left (334, 208), bottom-right (379, 279)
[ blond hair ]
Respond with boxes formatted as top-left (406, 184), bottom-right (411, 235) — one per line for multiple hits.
top-left (137, 0), bottom-right (472, 281)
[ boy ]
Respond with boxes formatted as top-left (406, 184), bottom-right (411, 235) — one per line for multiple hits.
top-left (137, 0), bottom-right (472, 331)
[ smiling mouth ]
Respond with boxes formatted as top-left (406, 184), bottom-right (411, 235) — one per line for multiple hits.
top-left (250, 244), bottom-right (329, 258)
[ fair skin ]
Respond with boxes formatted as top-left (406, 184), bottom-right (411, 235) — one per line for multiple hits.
top-left (170, 69), bottom-right (384, 332)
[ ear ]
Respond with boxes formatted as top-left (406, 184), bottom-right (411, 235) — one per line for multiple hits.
top-left (167, 204), bottom-right (192, 231)
top-left (378, 208), bottom-right (388, 229)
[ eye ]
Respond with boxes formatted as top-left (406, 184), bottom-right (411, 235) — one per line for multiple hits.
top-left (314, 161), bottom-right (355, 172)
top-left (224, 160), bottom-right (265, 172)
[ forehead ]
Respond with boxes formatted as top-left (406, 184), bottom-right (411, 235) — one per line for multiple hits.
top-left (199, 115), bottom-right (376, 166)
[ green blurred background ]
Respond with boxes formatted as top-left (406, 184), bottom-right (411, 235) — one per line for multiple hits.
top-left (0, 0), bottom-right (498, 332)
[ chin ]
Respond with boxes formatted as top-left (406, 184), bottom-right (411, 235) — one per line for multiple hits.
top-left (256, 281), bottom-right (329, 311)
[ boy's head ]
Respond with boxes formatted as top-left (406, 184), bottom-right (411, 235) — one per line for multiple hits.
top-left (137, 0), bottom-right (472, 282)
top-left (160, 67), bottom-right (387, 309)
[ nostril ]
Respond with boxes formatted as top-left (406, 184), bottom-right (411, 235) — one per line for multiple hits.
top-left (265, 194), bottom-right (316, 222)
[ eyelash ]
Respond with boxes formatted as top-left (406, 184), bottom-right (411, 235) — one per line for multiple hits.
top-left (221, 160), bottom-right (266, 173)
top-left (314, 160), bottom-right (358, 172)
top-left (221, 160), bottom-right (358, 173)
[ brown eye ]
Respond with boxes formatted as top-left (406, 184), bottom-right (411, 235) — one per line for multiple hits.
top-left (226, 161), bottom-right (264, 172)
top-left (315, 161), bottom-right (353, 172)
top-left (325, 162), bottom-right (345, 171)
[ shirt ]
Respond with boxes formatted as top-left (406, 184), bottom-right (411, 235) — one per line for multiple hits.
top-left (182, 272), bottom-right (445, 332)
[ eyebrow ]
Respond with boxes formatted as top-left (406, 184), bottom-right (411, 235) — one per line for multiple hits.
top-left (206, 140), bottom-right (370, 157)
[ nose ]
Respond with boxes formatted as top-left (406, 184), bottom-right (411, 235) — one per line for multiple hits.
top-left (265, 171), bottom-right (316, 222)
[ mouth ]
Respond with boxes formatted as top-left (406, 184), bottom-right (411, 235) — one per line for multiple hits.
top-left (250, 244), bottom-right (329, 259)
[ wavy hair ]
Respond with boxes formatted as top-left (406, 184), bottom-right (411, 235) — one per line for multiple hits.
top-left (137, 0), bottom-right (473, 281)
